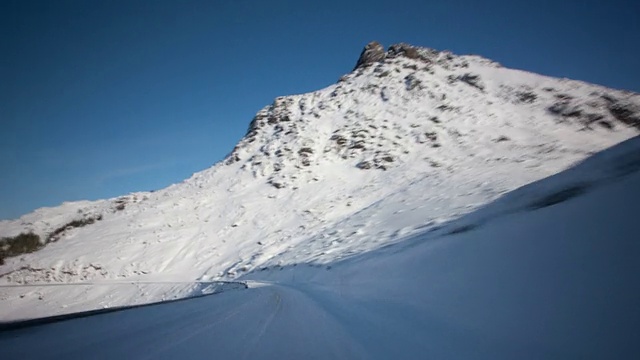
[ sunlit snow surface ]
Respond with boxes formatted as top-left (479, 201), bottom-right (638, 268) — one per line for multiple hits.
top-left (2, 137), bottom-right (639, 359)
top-left (1, 46), bottom-right (639, 322)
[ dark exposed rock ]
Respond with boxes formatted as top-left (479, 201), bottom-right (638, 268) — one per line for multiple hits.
top-left (225, 152), bottom-right (241, 165)
top-left (584, 113), bottom-right (604, 124)
top-left (349, 140), bottom-right (366, 150)
top-left (516, 91), bottom-right (537, 103)
top-left (547, 103), bottom-right (566, 115)
top-left (268, 180), bottom-right (285, 189)
top-left (354, 41), bottom-right (386, 70)
top-left (330, 134), bottom-right (348, 145)
top-left (555, 93), bottom-right (573, 100)
top-left (604, 98), bottom-right (640, 129)
top-left (457, 73), bottom-right (485, 92)
top-left (436, 104), bottom-right (454, 111)
top-left (404, 74), bottom-right (422, 91)
top-left (598, 120), bottom-right (614, 130)
top-left (547, 102), bottom-right (580, 117)
top-left (387, 43), bottom-right (439, 65)
top-left (565, 109), bottom-right (583, 118)
top-left (387, 43), bottom-right (420, 60)
top-left (380, 87), bottom-right (390, 101)
top-left (403, 64), bottom-right (418, 70)
top-left (546, 93), bottom-right (638, 130)
top-left (424, 132), bottom-right (438, 141)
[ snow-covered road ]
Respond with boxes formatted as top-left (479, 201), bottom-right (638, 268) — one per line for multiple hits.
top-left (2, 139), bottom-right (640, 359)
top-left (1, 283), bottom-right (370, 359)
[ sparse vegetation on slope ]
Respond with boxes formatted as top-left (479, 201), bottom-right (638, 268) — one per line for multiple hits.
top-left (0, 214), bottom-right (104, 264)
top-left (0, 232), bottom-right (42, 265)
top-left (47, 215), bottom-right (103, 243)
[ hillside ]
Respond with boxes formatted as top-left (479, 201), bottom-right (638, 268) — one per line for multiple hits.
top-left (1, 42), bottom-right (638, 320)
top-left (3, 133), bottom-right (639, 359)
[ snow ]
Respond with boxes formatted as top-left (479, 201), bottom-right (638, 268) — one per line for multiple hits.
top-left (0, 44), bottom-right (639, 322)
top-left (1, 136), bottom-right (639, 359)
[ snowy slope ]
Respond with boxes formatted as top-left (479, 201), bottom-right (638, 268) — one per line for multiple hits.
top-left (1, 42), bottom-right (638, 320)
top-left (2, 136), bottom-right (639, 359)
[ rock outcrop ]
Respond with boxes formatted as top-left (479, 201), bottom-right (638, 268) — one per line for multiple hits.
top-left (353, 41), bottom-right (386, 70)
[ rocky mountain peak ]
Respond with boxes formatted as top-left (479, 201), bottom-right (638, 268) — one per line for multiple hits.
top-left (353, 41), bottom-right (386, 70)
top-left (219, 41), bottom-right (639, 192)
top-left (353, 42), bottom-right (442, 71)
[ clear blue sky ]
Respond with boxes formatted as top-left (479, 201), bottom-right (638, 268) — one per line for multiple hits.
top-left (1, 0), bottom-right (639, 220)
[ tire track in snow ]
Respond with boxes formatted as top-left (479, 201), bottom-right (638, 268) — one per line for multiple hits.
top-left (240, 288), bottom-right (283, 360)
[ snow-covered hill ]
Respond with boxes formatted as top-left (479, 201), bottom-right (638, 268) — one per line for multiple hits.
top-left (1, 42), bottom-right (638, 320)
top-left (3, 134), bottom-right (639, 359)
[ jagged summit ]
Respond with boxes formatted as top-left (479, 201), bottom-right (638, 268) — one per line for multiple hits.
top-left (222, 41), bottom-right (639, 191)
top-left (1, 41), bottom-right (639, 320)
top-left (354, 41), bottom-right (443, 70)
top-left (354, 41), bottom-right (386, 70)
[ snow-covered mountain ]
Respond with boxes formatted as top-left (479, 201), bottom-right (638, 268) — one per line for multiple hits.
top-left (1, 42), bottom-right (638, 320)
top-left (4, 115), bottom-right (640, 360)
